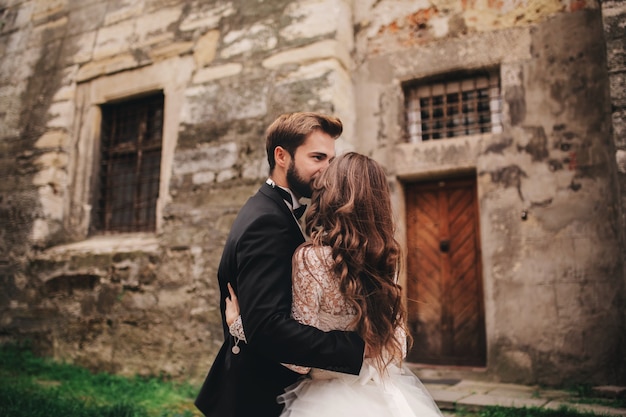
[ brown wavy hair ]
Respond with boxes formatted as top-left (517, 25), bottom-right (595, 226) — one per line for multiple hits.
top-left (303, 152), bottom-right (409, 371)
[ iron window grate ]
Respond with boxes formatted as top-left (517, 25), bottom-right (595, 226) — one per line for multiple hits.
top-left (96, 93), bottom-right (164, 233)
top-left (405, 74), bottom-right (501, 142)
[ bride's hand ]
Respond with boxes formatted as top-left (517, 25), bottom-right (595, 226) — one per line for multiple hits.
top-left (225, 282), bottom-right (240, 326)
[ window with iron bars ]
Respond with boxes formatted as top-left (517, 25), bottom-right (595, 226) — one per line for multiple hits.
top-left (94, 93), bottom-right (164, 233)
top-left (404, 72), bottom-right (502, 142)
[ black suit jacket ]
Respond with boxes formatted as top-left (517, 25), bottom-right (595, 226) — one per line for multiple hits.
top-left (195, 183), bottom-right (365, 417)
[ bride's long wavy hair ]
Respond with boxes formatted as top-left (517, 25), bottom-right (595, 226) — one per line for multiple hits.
top-left (303, 152), bottom-right (410, 371)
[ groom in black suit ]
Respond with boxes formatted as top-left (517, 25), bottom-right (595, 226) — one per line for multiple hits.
top-left (195, 112), bottom-right (365, 417)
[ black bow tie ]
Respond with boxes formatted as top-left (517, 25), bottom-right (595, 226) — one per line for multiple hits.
top-left (274, 185), bottom-right (307, 219)
top-left (293, 204), bottom-right (307, 220)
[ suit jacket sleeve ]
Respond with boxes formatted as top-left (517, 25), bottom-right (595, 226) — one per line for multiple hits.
top-left (235, 211), bottom-right (364, 375)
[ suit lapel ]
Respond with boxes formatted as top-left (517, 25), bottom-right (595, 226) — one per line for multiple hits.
top-left (260, 183), bottom-right (305, 239)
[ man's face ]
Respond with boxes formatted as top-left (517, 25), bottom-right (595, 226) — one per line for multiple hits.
top-left (287, 130), bottom-right (336, 199)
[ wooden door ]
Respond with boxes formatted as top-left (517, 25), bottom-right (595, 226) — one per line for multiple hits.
top-left (405, 177), bottom-right (486, 366)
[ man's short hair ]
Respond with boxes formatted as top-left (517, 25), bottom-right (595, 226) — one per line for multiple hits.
top-left (265, 112), bottom-right (343, 173)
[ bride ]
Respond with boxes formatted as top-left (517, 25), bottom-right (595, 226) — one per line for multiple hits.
top-left (225, 152), bottom-right (443, 417)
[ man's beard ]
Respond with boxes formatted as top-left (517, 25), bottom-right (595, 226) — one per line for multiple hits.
top-left (286, 160), bottom-right (312, 199)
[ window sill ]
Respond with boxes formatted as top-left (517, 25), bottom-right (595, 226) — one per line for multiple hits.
top-left (40, 233), bottom-right (159, 257)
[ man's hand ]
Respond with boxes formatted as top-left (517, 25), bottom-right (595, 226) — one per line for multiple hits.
top-left (225, 282), bottom-right (241, 326)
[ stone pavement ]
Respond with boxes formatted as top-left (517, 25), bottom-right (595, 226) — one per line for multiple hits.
top-left (410, 368), bottom-right (626, 416)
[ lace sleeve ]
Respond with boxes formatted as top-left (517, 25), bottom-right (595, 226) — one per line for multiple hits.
top-left (228, 315), bottom-right (247, 342)
top-left (291, 247), bottom-right (323, 329)
top-left (281, 247), bottom-right (324, 374)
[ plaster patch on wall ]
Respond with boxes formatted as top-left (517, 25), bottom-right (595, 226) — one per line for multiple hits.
top-left (463, 0), bottom-right (579, 30)
top-left (179, 2), bottom-right (236, 32)
top-left (192, 171), bottom-right (216, 185)
top-left (37, 185), bottom-right (64, 220)
top-left (280, 0), bottom-right (352, 45)
top-left (92, 19), bottom-right (135, 60)
top-left (359, 0), bottom-right (432, 39)
top-left (221, 22), bottom-right (277, 58)
top-left (192, 63), bottom-right (243, 84)
top-left (488, 165), bottom-right (527, 200)
top-left (518, 126), bottom-right (549, 162)
top-left (194, 30), bottom-right (220, 67)
top-left (173, 142), bottom-right (238, 177)
top-left (103, 1), bottom-right (143, 26)
top-left (520, 166), bottom-right (556, 205)
top-left (30, 218), bottom-right (50, 244)
top-left (47, 100), bottom-right (75, 128)
top-left (133, 8), bottom-right (181, 47)
top-left (532, 177), bottom-right (602, 232)
top-left (484, 136), bottom-right (514, 155)
top-left (181, 85), bottom-right (219, 124)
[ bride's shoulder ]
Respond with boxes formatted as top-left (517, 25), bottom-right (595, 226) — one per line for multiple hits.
top-left (294, 244), bottom-right (333, 265)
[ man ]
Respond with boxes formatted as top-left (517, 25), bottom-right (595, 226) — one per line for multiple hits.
top-left (195, 112), bottom-right (365, 417)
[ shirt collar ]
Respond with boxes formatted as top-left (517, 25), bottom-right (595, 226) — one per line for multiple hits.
top-left (266, 178), bottom-right (303, 210)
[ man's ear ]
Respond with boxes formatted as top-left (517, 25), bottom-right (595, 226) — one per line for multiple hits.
top-left (274, 146), bottom-right (290, 169)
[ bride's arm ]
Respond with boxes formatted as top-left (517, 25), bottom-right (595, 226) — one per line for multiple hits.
top-left (225, 283), bottom-right (247, 345)
top-left (225, 284), bottom-right (309, 372)
top-left (277, 247), bottom-right (326, 374)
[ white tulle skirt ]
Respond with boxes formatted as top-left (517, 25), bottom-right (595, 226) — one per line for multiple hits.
top-left (278, 361), bottom-right (443, 417)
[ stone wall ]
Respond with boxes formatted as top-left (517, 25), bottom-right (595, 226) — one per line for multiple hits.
top-left (0, 0), bottom-right (356, 381)
top-left (353, 0), bottom-right (623, 385)
top-left (602, 0), bottom-right (626, 380)
top-left (0, 0), bottom-right (623, 385)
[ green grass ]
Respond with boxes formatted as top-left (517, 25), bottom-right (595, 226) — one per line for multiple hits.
top-left (456, 405), bottom-right (612, 417)
top-left (0, 343), bottom-right (619, 417)
top-left (0, 385), bottom-right (140, 417)
top-left (563, 384), bottom-right (626, 409)
top-left (0, 343), bottom-right (201, 417)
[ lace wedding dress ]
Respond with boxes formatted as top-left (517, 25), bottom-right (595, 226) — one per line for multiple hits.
top-left (275, 245), bottom-right (444, 417)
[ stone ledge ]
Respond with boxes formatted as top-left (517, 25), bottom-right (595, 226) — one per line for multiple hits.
top-left (424, 378), bottom-right (626, 416)
top-left (544, 400), bottom-right (626, 416)
top-left (457, 393), bottom-right (548, 410)
top-left (39, 233), bottom-right (159, 258)
top-left (592, 385), bottom-right (626, 399)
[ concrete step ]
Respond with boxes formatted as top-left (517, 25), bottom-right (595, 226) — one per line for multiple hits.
top-left (421, 379), bottom-right (626, 416)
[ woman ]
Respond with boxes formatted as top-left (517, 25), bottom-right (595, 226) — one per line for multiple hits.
top-left (226, 152), bottom-right (443, 417)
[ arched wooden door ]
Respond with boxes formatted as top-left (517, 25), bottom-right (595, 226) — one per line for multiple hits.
top-left (405, 177), bottom-right (486, 366)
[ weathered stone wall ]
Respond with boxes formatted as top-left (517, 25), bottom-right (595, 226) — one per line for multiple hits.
top-left (356, 2), bottom-right (624, 384)
top-left (0, 0), bottom-right (623, 386)
top-left (602, 0), bottom-right (626, 380)
top-left (0, 0), bottom-right (356, 381)
top-left (353, 0), bottom-right (623, 385)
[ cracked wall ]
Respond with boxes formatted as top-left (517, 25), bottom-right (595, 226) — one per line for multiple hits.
top-left (358, 3), bottom-right (623, 384)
